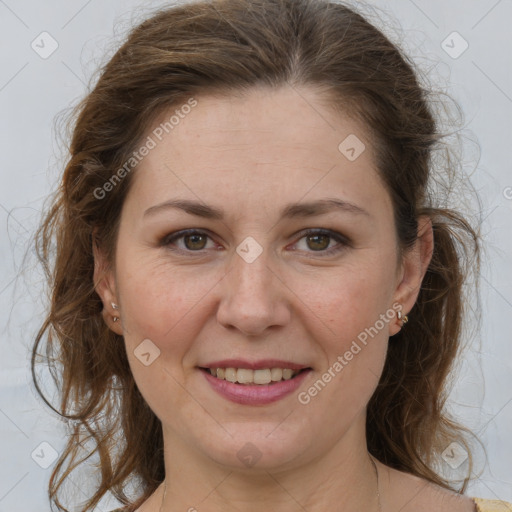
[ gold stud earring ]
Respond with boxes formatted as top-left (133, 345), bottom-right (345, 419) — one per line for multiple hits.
top-left (397, 309), bottom-right (409, 327)
top-left (111, 303), bottom-right (120, 322)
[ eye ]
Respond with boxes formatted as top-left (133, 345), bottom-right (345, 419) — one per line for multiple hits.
top-left (292, 229), bottom-right (350, 256)
top-left (160, 228), bottom-right (350, 256)
top-left (161, 229), bottom-right (217, 252)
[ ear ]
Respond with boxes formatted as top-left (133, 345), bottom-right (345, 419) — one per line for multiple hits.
top-left (389, 215), bottom-right (434, 336)
top-left (92, 228), bottom-right (123, 335)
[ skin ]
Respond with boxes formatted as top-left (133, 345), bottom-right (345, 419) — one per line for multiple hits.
top-left (93, 85), bottom-right (475, 511)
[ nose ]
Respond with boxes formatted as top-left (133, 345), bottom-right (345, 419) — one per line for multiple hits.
top-left (215, 244), bottom-right (291, 337)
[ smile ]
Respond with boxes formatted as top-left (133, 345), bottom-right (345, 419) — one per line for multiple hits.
top-left (201, 367), bottom-right (306, 384)
top-left (199, 366), bottom-right (312, 405)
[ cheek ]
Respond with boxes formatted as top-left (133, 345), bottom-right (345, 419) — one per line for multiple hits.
top-left (294, 254), bottom-right (395, 402)
top-left (116, 252), bottom-right (221, 354)
top-left (115, 256), bottom-right (219, 415)
top-left (298, 282), bottom-right (391, 426)
top-left (297, 256), bottom-right (396, 340)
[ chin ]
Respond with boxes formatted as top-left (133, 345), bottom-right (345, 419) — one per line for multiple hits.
top-left (195, 422), bottom-right (314, 472)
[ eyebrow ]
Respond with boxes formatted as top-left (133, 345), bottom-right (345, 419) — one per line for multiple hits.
top-left (143, 198), bottom-right (371, 220)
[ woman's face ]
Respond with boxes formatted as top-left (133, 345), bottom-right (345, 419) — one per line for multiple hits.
top-left (96, 85), bottom-right (429, 472)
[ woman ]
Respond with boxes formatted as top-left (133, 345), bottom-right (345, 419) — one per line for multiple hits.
top-left (31, 0), bottom-right (511, 511)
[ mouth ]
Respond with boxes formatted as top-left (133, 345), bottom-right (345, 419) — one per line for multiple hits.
top-left (199, 366), bottom-right (311, 385)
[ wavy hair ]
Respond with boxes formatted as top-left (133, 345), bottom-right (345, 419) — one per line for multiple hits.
top-left (31, 0), bottom-right (481, 510)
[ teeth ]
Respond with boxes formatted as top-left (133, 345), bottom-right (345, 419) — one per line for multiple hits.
top-left (253, 369), bottom-right (271, 384)
top-left (270, 368), bottom-right (282, 381)
top-left (207, 367), bottom-right (302, 384)
top-left (282, 369), bottom-right (294, 380)
top-left (237, 368), bottom-right (253, 384)
top-left (225, 368), bottom-right (237, 383)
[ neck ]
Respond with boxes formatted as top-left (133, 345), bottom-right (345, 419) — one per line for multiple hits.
top-left (158, 417), bottom-right (381, 512)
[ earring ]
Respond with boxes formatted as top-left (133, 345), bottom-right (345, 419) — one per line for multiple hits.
top-left (111, 303), bottom-right (120, 323)
top-left (397, 309), bottom-right (409, 328)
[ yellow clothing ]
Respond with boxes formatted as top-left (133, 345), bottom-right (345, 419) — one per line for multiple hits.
top-left (473, 498), bottom-right (512, 511)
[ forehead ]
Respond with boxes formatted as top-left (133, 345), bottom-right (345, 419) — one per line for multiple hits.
top-left (125, 85), bottom-right (392, 221)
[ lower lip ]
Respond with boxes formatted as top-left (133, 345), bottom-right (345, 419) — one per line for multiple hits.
top-left (200, 368), bottom-right (312, 405)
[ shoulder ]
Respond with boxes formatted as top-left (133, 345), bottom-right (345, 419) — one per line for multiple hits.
top-left (472, 498), bottom-right (512, 511)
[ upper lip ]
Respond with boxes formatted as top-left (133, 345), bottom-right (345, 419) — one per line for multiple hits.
top-left (200, 359), bottom-right (311, 371)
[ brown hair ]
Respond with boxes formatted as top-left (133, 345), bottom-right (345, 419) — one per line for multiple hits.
top-left (31, 0), bottom-right (481, 510)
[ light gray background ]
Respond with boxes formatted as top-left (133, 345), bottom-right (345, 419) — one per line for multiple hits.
top-left (0, 0), bottom-right (511, 510)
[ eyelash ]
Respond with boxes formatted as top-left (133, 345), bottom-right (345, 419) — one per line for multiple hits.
top-left (160, 228), bottom-right (350, 257)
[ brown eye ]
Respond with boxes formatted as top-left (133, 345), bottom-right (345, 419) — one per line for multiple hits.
top-left (293, 229), bottom-right (350, 256)
top-left (162, 230), bottom-right (214, 252)
top-left (161, 228), bottom-right (349, 256)
top-left (305, 233), bottom-right (331, 251)
top-left (182, 232), bottom-right (208, 250)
